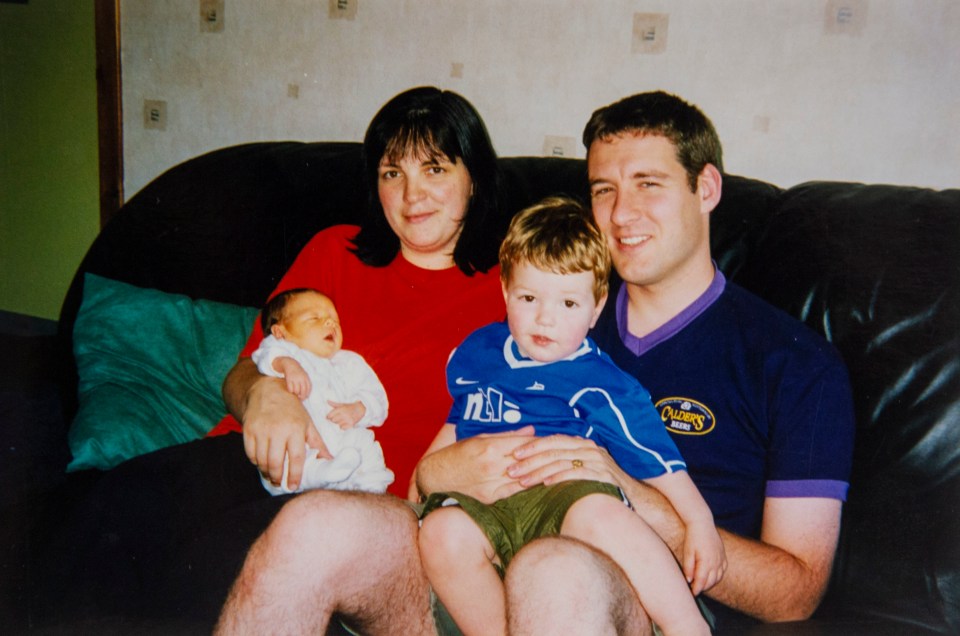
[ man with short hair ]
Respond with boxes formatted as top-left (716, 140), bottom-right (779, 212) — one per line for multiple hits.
top-left (493, 91), bottom-right (855, 631)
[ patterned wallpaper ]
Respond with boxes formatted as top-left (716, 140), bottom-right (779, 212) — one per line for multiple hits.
top-left (121, 0), bottom-right (960, 198)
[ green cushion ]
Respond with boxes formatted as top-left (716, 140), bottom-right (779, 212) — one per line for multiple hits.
top-left (68, 274), bottom-right (258, 471)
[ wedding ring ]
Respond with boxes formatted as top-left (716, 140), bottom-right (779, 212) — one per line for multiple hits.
top-left (571, 459), bottom-right (584, 469)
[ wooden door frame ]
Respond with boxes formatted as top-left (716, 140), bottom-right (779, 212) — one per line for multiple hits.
top-left (95, 0), bottom-right (122, 227)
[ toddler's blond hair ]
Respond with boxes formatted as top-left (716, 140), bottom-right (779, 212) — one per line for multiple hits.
top-left (499, 196), bottom-right (610, 303)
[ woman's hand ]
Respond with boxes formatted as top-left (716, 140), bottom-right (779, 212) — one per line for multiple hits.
top-left (416, 426), bottom-right (536, 504)
top-left (223, 358), bottom-right (330, 489)
top-left (508, 434), bottom-right (628, 490)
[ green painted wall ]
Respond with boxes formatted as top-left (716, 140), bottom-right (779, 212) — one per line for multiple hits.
top-left (0, 0), bottom-right (99, 321)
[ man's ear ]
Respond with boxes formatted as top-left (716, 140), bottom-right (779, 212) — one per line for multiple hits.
top-left (697, 164), bottom-right (723, 215)
top-left (270, 324), bottom-right (285, 340)
top-left (590, 293), bottom-right (609, 328)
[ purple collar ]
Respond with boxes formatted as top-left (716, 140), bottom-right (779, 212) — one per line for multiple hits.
top-left (617, 267), bottom-right (726, 356)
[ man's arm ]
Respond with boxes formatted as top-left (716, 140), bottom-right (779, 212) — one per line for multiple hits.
top-left (622, 478), bottom-right (840, 621)
top-left (222, 357), bottom-right (327, 489)
top-left (507, 433), bottom-right (842, 621)
top-left (711, 497), bottom-right (841, 621)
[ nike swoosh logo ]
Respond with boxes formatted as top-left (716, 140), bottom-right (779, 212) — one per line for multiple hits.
top-left (455, 377), bottom-right (479, 385)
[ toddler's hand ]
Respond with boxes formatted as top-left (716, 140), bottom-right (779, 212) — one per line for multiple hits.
top-left (406, 473), bottom-right (421, 503)
top-left (683, 520), bottom-right (727, 595)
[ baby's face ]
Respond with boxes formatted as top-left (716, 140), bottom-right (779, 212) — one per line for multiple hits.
top-left (502, 262), bottom-right (606, 363)
top-left (273, 291), bottom-right (343, 359)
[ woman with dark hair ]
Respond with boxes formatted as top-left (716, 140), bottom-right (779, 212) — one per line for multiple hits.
top-left (43, 87), bottom-right (507, 635)
top-left (216, 86), bottom-right (508, 633)
top-left (226, 86), bottom-right (507, 499)
top-left (352, 86), bottom-right (503, 274)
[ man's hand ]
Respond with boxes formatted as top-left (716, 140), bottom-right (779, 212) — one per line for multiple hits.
top-left (416, 426), bottom-right (536, 504)
top-left (508, 433), bottom-right (628, 490)
top-left (223, 358), bottom-right (330, 490)
top-left (327, 400), bottom-right (365, 429)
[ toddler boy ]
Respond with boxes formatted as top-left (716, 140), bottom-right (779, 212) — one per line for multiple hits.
top-left (417, 197), bottom-right (723, 636)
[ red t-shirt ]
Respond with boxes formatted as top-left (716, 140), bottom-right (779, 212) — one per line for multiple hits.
top-left (212, 224), bottom-right (505, 496)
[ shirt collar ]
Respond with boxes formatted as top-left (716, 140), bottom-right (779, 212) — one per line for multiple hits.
top-left (616, 265), bottom-right (726, 356)
top-left (503, 334), bottom-right (593, 369)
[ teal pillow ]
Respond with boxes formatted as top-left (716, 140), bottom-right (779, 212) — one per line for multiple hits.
top-left (68, 274), bottom-right (259, 471)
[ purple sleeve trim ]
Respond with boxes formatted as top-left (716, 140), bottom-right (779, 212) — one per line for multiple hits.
top-left (765, 479), bottom-right (849, 501)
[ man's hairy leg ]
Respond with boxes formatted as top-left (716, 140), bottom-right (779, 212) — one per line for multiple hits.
top-left (505, 536), bottom-right (651, 636)
top-left (216, 490), bottom-right (435, 636)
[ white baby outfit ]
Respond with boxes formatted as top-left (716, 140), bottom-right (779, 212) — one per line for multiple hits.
top-left (252, 335), bottom-right (394, 494)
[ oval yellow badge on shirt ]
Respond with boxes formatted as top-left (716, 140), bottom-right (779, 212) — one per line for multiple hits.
top-left (656, 397), bottom-right (716, 435)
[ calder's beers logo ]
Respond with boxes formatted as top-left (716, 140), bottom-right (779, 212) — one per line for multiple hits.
top-left (656, 397), bottom-right (715, 435)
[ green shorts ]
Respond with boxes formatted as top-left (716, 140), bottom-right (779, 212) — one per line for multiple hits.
top-left (418, 481), bottom-right (714, 635)
top-left (421, 480), bottom-right (626, 572)
top-left (338, 485), bottom-right (713, 635)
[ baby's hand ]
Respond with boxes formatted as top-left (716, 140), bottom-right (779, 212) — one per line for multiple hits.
top-left (282, 366), bottom-right (311, 400)
top-left (683, 520), bottom-right (727, 596)
top-left (327, 400), bottom-right (365, 429)
top-left (273, 357), bottom-right (311, 400)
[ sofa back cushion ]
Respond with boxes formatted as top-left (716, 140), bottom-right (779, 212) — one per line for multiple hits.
top-left (736, 181), bottom-right (960, 630)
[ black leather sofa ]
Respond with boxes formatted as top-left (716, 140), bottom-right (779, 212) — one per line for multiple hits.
top-left (3, 141), bottom-right (957, 634)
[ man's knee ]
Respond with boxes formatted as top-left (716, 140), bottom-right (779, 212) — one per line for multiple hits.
top-left (223, 491), bottom-right (432, 634)
top-left (268, 490), bottom-right (420, 567)
top-left (505, 536), bottom-right (649, 635)
top-left (275, 492), bottom-right (431, 634)
top-left (506, 536), bottom-right (599, 594)
top-left (274, 489), bottom-right (415, 535)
